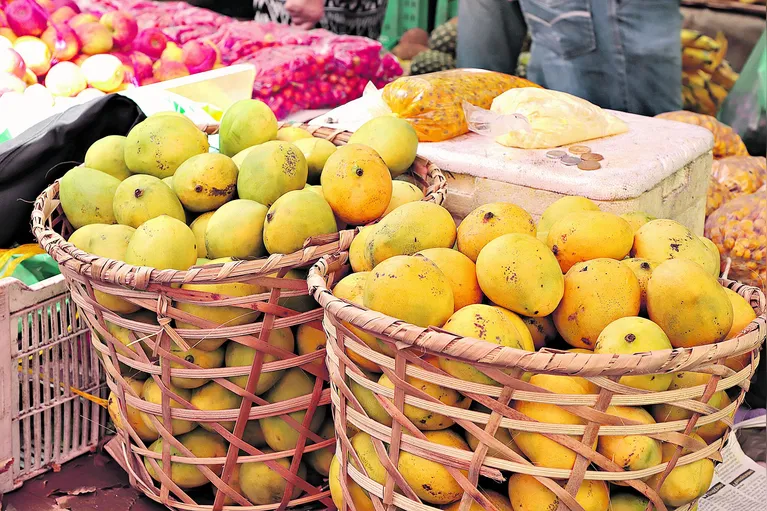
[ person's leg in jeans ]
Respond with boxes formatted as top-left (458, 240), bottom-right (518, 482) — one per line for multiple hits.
top-left (456, 0), bottom-right (527, 75)
top-left (518, 0), bottom-right (681, 116)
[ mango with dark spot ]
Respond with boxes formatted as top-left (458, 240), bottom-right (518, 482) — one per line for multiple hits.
top-left (237, 140), bottom-right (308, 207)
top-left (239, 450), bottom-right (306, 505)
top-left (508, 473), bottom-right (609, 511)
top-left (553, 258), bottom-right (640, 350)
top-left (457, 202), bottom-right (536, 262)
top-left (60, 166), bottom-right (120, 228)
top-left (124, 116), bottom-right (209, 178)
top-left (632, 219), bottom-right (718, 275)
top-left (173, 153), bottom-right (238, 212)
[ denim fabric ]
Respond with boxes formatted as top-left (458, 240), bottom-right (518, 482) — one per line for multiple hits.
top-left (456, 0), bottom-right (683, 116)
top-left (456, 0), bottom-right (527, 74)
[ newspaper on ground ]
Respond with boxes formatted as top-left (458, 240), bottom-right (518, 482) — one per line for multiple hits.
top-left (699, 415), bottom-right (766, 511)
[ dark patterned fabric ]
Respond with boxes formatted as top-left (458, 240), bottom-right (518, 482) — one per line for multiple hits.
top-left (254, 0), bottom-right (388, 39)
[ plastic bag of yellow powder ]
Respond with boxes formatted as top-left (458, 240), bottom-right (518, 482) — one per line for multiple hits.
top-left (485, 88), bottom-right (629, 149)
top-left (381, 69), bottom-right (540, 142)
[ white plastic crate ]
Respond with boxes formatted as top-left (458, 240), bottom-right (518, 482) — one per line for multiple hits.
top-left (0, 275), bottom-right (107, 493)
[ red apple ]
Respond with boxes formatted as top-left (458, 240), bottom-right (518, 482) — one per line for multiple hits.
top-left (41, 23), bottom-right (79, 61)
top-left (181, 40), bottom-right (219, 74)
top-left (128, 50), bottom-right (152, 80)
top-left (139, 76), bottom-right (157, 86)
top-left (13, 35), bottom-right (51, 75)
top-left (100, 11), bottom-right (137, 48)
top-left (73, 22), bottom-right (113, 55)
top-left (152, 59), bottom-right (189, 82)
top-left (5, 0), bottom-right (49, 37)
top-left (67, 12), bottom-right (98, 29)
top-left (34, 0), bottom-right (55, 13)
top-left (0, 47), bottom-right (26, 78)
top-left (0, 9), bottom-right (8, 28)
top-left (51, 0), bottom-right (79, 13)
top-left (50, 5), bottom-right (76, 24)
top-left (132, 28), bottom-right (167, 59)
top-left (71, 53), bottom-right (88, 66)
top-left (45, 60), bottom-right (86, 96)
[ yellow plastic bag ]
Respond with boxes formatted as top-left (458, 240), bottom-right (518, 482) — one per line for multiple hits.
top-left (712, 155), bottom-right (766, 197)
top-left (490, 88), bottom-right (629, 149)
top-left (381, 70), bottom-right (540, 142)
top-left (705, 191), bottom-right (766, 291)
top-left (707, 177), bottom-right (733, 216)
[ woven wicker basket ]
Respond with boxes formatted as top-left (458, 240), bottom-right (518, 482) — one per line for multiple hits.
top-left (30, 123), bottom-right (447, 511)
top-left (307, 252), bottom-right (766, 511)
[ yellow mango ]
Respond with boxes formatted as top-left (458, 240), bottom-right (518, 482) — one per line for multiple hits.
top-left (262, 189), bottom-right (338, 255)
top-left (108, 377), bottom-right (158, 441)
top-left (139, 378), bottom-right (197, 436)
top-left (226, 327), bottom-right (295, 395)
top-left (349, 378), bottom-right (392, 427)
top-left (508, 474), bottom-right (609, 511)
top-left (349, 224), bottom-right (376, 272)
top-left (622, 258), bottom-right (658, 314)
top-left (620, 211), bottom-right (655, 234)
top-left (520, 315), bottom-right (557, 350)
top-left (699, 236), bottom-right (722, 277)
top-left (456, 202), bottom-right (536, 262)
top-left (293, 137), bottom-right (336, 184)
top-left (440, 304), bottom-right (532, 385)
top-left (348, 116), bottom-right (418, 176)
top-left (553, 259), bottom-right (641, 349)
top-left (381, 180), bottom-right (424, 217)
top-left (512, 374), bottom-right (597, 469)
top-left (365, 201), bottom-right (456, 267)
top-left (597, 406), bottom-right (662, 471)
top-left (124, 216), bottom-right (197, 271)
top-left (444, 490), bottom-right (513, 511)
top-left (594, 317), bottom-right (673, 391)
top-left (378, 370), bottom-right (460, 430)
top-left (632, 219), bottom-right (718, 275)
top-left (205, 199), bottom-right (268, 259)
top-left (190, 381), bottom-right (242, 432)
top-left (239, 452), bottom-right (306, 504)
top-left (476, 233), bottom-right (564, 317)
top-left (646, 434), bottom-right (714, 507)
top-left (364, 255), bottom-right (454, 328)
top-left (296, 321), bottom-right (327, 367)
top-left (608, 493), bottom-right (650, 511)
top-left (398, 429), bottom-right (469, 505)
top-left (59, 166), bottom-right (120, 228)
top-left (537, 196), bottom-right (600, 233)
top-left (173, 153), bottom-right (238, 213)
top-left (416, 248), bottom-right (483, 310)
top-left (723, 288), bottom-right (758, 371)
top-left (168, 346), bottom-right (225, 389)
top-left (144, 429), bottom-right (226, 488)
top-left (219, 99), bottom-right (277, 157)
top-left (547, 211), bottom-right (634, 272)
top-left (333, 272), bottom-right (382, 372)
top-left (321, 144), bottom-right (392, 225)
top-left (237, 141), bottom-right (308, 207)
top-left (646, 259), bottom-right (733, 348)
top-left (652, 373), bottom-right (733, 444)
top-left (189, 211), bottom-right (214, 259)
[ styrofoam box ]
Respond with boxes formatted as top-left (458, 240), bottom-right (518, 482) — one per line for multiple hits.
top-left (417, 112), bottom-right (714, 234)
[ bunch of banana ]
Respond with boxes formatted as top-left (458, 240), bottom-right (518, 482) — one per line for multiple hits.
top-left (681, 29), bottom-right (740, 116)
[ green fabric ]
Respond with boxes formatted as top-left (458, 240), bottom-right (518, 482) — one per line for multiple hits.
top-left (3, 254), bottom-right (61, 286)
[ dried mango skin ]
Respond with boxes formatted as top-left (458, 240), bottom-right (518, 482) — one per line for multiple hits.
top-left (382, 70), bottom-right (541, 142)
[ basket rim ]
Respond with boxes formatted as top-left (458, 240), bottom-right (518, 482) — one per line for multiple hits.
top-left (307, 253), bottom-right (767, 376)
top-left (30, 123), bottom-right (448, 290)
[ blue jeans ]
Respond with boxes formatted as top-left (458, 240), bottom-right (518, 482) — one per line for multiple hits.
top-left (457, 0), bottom-right (682, 116)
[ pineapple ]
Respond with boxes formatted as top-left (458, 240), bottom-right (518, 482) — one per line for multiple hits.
top-left (428, 20), bottom-right (458, 56)
top-left (410, 50), bottom-right (456, 75)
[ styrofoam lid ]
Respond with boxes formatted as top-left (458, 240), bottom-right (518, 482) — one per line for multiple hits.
top-left (417, 111), bottom-right (714, 201)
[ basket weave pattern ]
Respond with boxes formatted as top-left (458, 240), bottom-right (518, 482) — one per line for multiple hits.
top-left (30, 125), bottom-right (447, 511)
top-left (307, 253), bottom-right (766, 511)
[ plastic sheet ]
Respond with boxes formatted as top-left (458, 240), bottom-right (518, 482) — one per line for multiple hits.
top-left (655, 110), bottom-right (748, 159)
top-left (707, 177), bottom-right (733, 217)
top-left (381, 70), bottom-right (540, 142)
top-left (712, 155), bottom-right (767, 197)
top-left (705, 191), bottom-right (767, 291)
top-left (487, 88), bottom-right (629, 149)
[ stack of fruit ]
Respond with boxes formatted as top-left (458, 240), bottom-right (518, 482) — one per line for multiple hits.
top-left (681, 29), bottom-right (740, 116)
top-left (44, 102), bottom-right (443, 507)
top-left (0, 0), bottom-right (224, 106)
top-left (391, 18), bottom-right (457, 75)
top-left (318, 196), bottom-right (762, 511)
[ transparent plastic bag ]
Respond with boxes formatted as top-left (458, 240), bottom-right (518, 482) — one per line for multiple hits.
top-left (712, 155), bottom-right (767, 197)
top-left (705, 191), bottom-right (766, 290)
top-left (707, 177), bottom-right (733, 216)
top-left (381, 69), bottom-right (540, 142)
top-left (655, 110), bottom-right (748, 159)
top-left (485, 88), bottom-right (629, 149)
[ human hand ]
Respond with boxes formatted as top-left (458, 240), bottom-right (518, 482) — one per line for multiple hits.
top-left (285, 0), bottom-right (324, 29)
